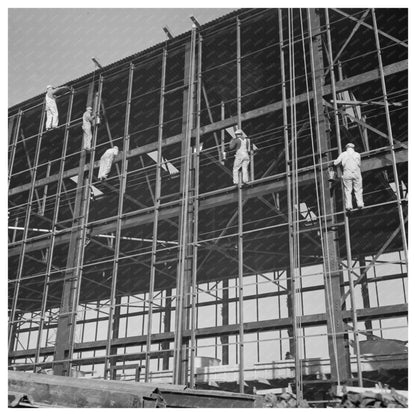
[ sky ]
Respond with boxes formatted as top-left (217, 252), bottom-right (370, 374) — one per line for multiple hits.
top-left (8, 7), bottom-right (236, 107)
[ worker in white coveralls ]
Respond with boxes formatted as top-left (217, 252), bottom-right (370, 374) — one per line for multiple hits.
top-left (82, 106), bottom-right (94, 151)
top-left (45, 85), bottom-right (70, 130)
top-left (334, 143), bottom-right (364, 211)
top-left (98, 146), bottom-right (119, 181)
top-left (229, 129), bottom-right (250, 185)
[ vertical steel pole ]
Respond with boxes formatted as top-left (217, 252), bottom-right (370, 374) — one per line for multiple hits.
top-left (221, 279), bottom-right (229, 365)
top-left (358, 256), bottom-right (373, 337)
top-left (8, 113), bottom-right (15, 145)
top-left (173, 25), bottom-right (197, 385)
top-left (34, 89), bottom-right (74, 370)
top-left (249, 140), bottom-right (254, 182)
top-left (162, 288), bottom-right (172, 370)
top-left (40, 161), bottom-right (52, 216)
top-left (307, 8), bottom-right (350, 384)
top-left (237, 170), bottom-right (245, 393)
top-left (287, 8), bottom-right (302, 401)
top-left (236, 17), bottom-right (242, 129)
top-left (8, 101), bottom-right (46, 350)
top-left (189, 32), bottom-right (202, 388)
top-left (12, 216), bottom-right (19, 243)
top-left (236, 16), bottom-right (245, 394)
top-left (145, 47), bottom-right (167, 381)
top-left (8, 110), bottom-right (22, 188)
top-left (69, 76), bottom-right (104, 361)
top-left (325, 8), bottom-right (363, 387)
top-left (104, 64), bottom-right (134, 379)
top-left (221, 102), bottom-right (225, 164)
top-left (54, 80), bottom-right (101, 375)
top-left (371, 8), bottom-right (408, 264)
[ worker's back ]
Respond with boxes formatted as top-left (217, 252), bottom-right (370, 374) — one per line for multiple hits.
top-left (45, 91), bottom-right (56, 107)
top-left (230, 137), bottom-right (249, 154)
top-left (339, 148), bottom-right (360, 179)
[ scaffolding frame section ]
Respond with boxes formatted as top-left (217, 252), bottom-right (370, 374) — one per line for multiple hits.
top-left (145, 47), bottom-right (168, 382)
top-left (8, 8), bottom-right (408, 399)
top-left (33, 88), bottom-right (75, 372)
top-left (103, 64), bottom-right (135, 379)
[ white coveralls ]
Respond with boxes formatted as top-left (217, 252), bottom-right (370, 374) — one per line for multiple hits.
top-left (231, 137), bottom-right (250, 184)
top-left (98, 147), bottom-right (119, 180)
top-left (334, 148), bottom-right (364, 210)
top-left (82, 110), bottom-right (93, 150)
top-left (45, 93), bottom-right (59, 129)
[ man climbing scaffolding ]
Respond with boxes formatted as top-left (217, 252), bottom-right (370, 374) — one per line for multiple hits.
top-left (98, 146), bottom-right (119, 181)
top-left (333, 143), bottom-right (364, 212)
top-left (229, 129), bottom-right (250, 185)
top-left (82, 106), bottom-right (94, 151)
top-left (45, 84), bottom-right (70, 131)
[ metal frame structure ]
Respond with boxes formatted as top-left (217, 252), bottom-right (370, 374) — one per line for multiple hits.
top-left (8, 8), bottom-right (408, 403)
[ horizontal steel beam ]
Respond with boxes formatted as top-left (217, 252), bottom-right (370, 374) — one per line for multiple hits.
top-left (9, 59), bottom-right (407, 198)
top-left (8, 147), bottom-right (408, 257)
top-left (10, 303), bottom-right (407, 360)
top-left (15, 272), bottom-right (406, 334)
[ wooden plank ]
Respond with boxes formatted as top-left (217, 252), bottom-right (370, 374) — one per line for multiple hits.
top-left (8, 370), bottom-right (170, 408)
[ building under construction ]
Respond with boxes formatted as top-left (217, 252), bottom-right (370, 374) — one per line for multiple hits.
top-left (8, 8), bottom-right (408, 407)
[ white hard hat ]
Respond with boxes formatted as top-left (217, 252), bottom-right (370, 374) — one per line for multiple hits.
top-left (86, 106), bottom-right (93, 110)
top-left (113, 146), bottom-right (119, 150)
top-left (235, 129), bottom-right (243, 135)
top-left (46, 85), bottom-right (53, 90)
top-left (346, 143), bottom-right (355, 149)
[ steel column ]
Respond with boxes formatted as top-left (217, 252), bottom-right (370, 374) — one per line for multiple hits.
top-left (53, 140), bottom-right (89, 376)
top-left (279, 6), bottom-right (298, 384)
top-left (162, 288), bottom-right (172, 370)
top-left (221, 279), bottom-right (229, 365)
top-left (145, 47), bottom-right (167, 381)
top-left (358, 257), bottom-right (373, 337)
top-left (307, 8), bottom-right (351, 384)
top-left (235, 16), bottom-right (246, 394)
top-left (221, 102), bottom-right (225, 164)
top-left (189, 31), bottom-right (202, 388)
top-left (40, 161), bottom-right (51, 216)
top-left (104, 64), bottom-right (135, 379)
top-left (109, 296), bottom-right (122, 379)
top-left (33, 88), bottom-right (74, 371)
top-left (173, 25), bottom-right (197, 385)
top-left (53, 78), bottom-right (103, 376)
top-left (325, 8), bottom-right (363, 387)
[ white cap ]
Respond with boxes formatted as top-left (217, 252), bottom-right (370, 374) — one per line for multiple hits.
top-left (46, 85), bottom-right (53, 90)
top-left (346, 143), bottom-right (355, 149)
top-left (235, 129), bottom-right (243, 135)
